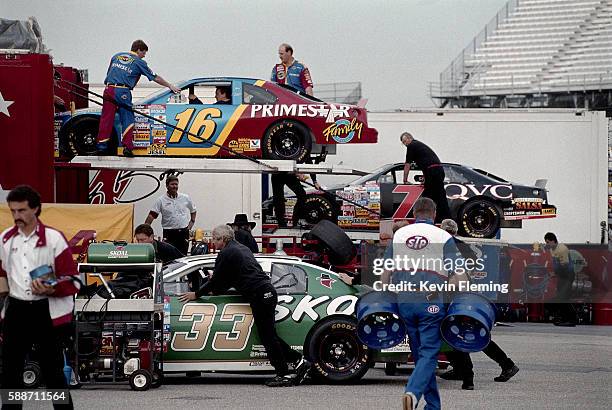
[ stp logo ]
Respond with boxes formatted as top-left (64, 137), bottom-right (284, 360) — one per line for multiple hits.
top-left (405, 235), bottom-right (429, 250)
top-left (426, 305), bottom-right (440, 314)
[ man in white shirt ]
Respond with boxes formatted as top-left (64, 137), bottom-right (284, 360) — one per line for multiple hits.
top-left (0, 185), bottom-right (79, 408)
top-left (145, 176), bottom-right (196, 255)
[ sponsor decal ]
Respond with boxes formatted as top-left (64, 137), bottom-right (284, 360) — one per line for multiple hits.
top-left (116, 55), bottom-right (134, 63)
top-left (148, 143), bottom-right (167, 156)
top-left (323, 118), bottom-right (363, 143)
top-left (471, 271), bottom-right (488, 279)
top-left (426, 305), bottom-right (440, 314)
top-left (445, 184), bottom-right (512, 201)
top-left (250, 103), bottom-right (350, 123)
top-left (405, 235), bottom-right (429, 250)
top-left (108, 246), bottom-right (129, 259)
top-left (152, 129), bottom-right (167, 138)
top-left (542, 208), bottom-right (556, 215)
top-left (249, 139), bottom-right (260, 149)
top-left (317, 273), bottom-right (336, 289)
top-left (227, 138), bottom-right (260, 153)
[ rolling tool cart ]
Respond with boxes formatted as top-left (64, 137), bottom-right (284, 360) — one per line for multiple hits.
top-left (74, 242), bottom-right (165, 391)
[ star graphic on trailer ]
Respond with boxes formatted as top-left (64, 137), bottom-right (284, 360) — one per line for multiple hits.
top-left (0, 91), bottom-right (14, 117)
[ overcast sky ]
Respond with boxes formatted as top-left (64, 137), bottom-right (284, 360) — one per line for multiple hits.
top-left (3, 0), bottom-right (508, 109)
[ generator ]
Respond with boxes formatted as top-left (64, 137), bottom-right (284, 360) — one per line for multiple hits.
top-left (74, 242), bottom-right (164, 391)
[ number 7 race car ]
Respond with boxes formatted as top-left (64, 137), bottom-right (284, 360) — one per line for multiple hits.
top-left (263, 162), bottom-right (557, 238)
top-left (54, 77), bottom-right (378, 162)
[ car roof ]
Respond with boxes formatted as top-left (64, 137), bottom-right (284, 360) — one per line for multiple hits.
top-left (173, 253), bottom-right (303, 264)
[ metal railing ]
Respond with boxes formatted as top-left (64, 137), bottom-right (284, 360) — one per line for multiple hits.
top-left (434, 0), bottom-right (519, 97)
top-left (313, 82), bottom-right (362, 104)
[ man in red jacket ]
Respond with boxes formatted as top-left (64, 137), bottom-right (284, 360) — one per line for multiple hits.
top-left (0, 185), bottom-right (79, 408)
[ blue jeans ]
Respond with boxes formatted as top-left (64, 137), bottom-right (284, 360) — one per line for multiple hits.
top-left (398, 299), bottom-right (446, 410)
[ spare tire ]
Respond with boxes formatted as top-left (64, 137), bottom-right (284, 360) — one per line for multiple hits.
top-left (309, 220), bottom-right (356, 265)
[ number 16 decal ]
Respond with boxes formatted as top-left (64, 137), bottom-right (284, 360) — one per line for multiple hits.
top-left (168, 107), bottom-right (222, 144)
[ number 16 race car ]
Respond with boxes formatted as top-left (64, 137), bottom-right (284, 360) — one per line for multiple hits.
top-left (54, 77), bottom-right (378, 162)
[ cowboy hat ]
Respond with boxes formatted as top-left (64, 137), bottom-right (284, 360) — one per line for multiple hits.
top-left (228, 213), bottom-right (256, 228)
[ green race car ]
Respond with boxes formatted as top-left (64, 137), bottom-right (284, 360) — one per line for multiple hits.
top-left (161, 254), bottom-right (375, 383)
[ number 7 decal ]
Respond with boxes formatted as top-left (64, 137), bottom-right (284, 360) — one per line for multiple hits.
top-left (392, 185), bottom-right (425, 219)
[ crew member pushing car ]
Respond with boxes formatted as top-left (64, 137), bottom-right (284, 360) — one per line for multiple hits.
top-left (179, 225), bottom-right (311, 387)
top-left (401, 132), bottom-right (451, 222)
top-left (97, 39), bottom-right (180, 157)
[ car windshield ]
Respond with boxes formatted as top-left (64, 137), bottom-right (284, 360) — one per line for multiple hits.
top-left (162, 260), bottom-right (187, 275)
top-left (348, 164), bottom-right (395, 186)
top-left (134, 80), bottom-right (191, 104)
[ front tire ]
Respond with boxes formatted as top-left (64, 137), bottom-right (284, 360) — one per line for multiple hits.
top-left (458, 199), bottom-right (502, 238)
top-left (301, 195), bottom-right (338, 225)
top-left (262, 121), bottom-right (311, 162)
top-left (129, 369), bottom-right (153, 391)
top-left (307, 317), bottom-right (371, 384)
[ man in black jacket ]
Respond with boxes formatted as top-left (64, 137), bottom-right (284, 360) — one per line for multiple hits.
top-left (401, 132), bottom-right (451, 222)
top-left (134, 223), bottom-right (184, 263)
top-left (439, 219), bottom-right (519, 390)
top-left (178, 225), bottom-right (310, 387)
top-left (228, 214), bottom-right (259, 253)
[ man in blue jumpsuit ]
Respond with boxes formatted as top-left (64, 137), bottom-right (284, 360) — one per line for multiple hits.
top-left (97, 39), bottom-right (180, 156)
top-left (387, 197), bottom-right (463, 410)
top-left (271, 43), bottom-right (314, 96)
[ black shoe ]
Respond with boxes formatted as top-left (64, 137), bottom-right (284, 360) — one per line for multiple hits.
top-left (122, 147), bottom-right (134, 157)
top-left (554, 321), bottom-right (576, 327)
top-left (494, 364), bottom-right (519, 382)
top-left (462, 379), bottom-right (474, 390)
top-left (439, 369), bottom-right (463, 381)
top-left (265, 375), bottom-right (295, 387)
top-left (294, 358), bottom-right (312, 385)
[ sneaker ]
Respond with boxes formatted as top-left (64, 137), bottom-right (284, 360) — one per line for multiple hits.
top-left (494, 364), bottom-right (519, 382)
top-left (439, 369), bottom-right (463, 381)
top-left (265, 375), bottom-right (295, 387)
top-left (294, 358), bottom-right (312, 385)
top-left (122, 147), bottom-right (134, 158)
top-left (96, 143), bottom-right (109, 156)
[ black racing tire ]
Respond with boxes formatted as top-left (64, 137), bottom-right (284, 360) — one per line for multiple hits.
top-left (23, 362), bottom-right (42, 389)
top-left (301, 195), bottom-right (338, 225)
top-left (384, 362), bottom-right (397, 376)
top-left (262, 120), bottom-right (311, 162)
top-left (151, 371), bottom-right (163, 388)
top-left (309, 220), bottom-right (356, 265)
top-left (458, 199), bottom-right (502, 239)
top-left (129, 369), bottom-right (153, 391)
top-left (307, 317), bottom-right (371, 384)
top-left (60, 116), bottom-right (116, 158)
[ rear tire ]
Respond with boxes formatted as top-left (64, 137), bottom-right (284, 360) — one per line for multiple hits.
top-left (458, 199), bottom-right (502, 239)
top-left (262, 120), bottom-right (311, 162)
top-left (60, 116), bottom-right (116, 158)
top-left (309, 220), bottom-right (356, 265)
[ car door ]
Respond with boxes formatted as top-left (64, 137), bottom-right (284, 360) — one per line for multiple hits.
top-left (162, 260), bottom-right (255, 369)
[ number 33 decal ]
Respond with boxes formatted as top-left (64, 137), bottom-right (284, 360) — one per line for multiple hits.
top-left (171, 303), bottom-right (255, 352)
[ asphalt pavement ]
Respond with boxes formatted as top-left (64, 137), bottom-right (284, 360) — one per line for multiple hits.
top-left (22, 323), bottom-right (612, 409)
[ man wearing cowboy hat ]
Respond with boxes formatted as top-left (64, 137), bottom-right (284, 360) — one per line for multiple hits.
top-left (228, 214), bottom-right (259, 253)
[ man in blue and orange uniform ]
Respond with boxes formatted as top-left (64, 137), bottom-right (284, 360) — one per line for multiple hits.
top-left (271, 43), bottom-right (313, 96)
top-left (383, 197), bottom-right (464, 410)
top-left (97, 39), bottom-right (180, 157)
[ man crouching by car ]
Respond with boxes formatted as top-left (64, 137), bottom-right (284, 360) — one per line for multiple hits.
top-left (179, 225), bottom-right (311, 386)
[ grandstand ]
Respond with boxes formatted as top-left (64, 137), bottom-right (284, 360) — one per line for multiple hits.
top-left (430, 0), bottom-right (612, 110)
